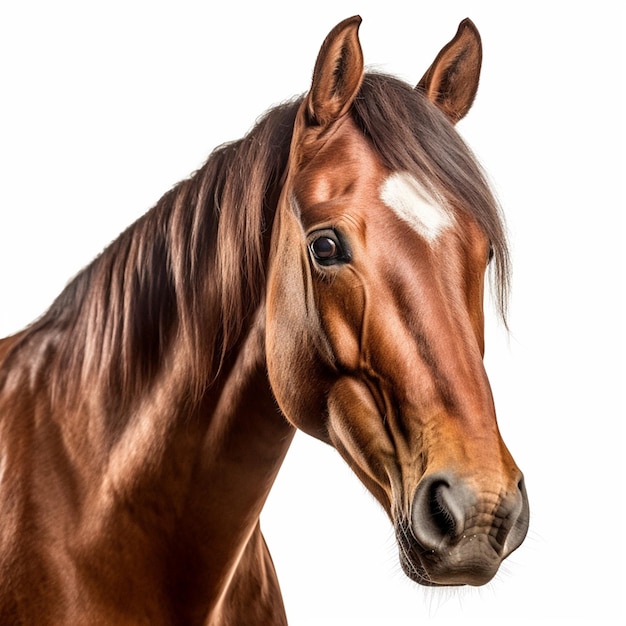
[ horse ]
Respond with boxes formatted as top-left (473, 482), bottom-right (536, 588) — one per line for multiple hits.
top-left (0, 15), bottom-right (529, 625)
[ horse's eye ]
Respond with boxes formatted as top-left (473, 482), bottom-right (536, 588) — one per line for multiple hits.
top-left (308, 230), bottom-right (349, 266)
top-left (312, 237), bottom-right (338, 259)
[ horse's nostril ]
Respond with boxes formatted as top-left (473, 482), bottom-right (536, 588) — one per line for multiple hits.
top-left (411, 473), bottom-right (471, 549)
top-left (410, 470), bottom-right (530, 564)
top-left (500, 473), bottom-right (530, 557)
top-left (428, 480), bottom-right (459, 539)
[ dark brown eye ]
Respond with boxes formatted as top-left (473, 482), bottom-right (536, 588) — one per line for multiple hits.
top-left (312, 236), bottom-right (338, 259)
top-left (308, 229), bottom-right (349, 266)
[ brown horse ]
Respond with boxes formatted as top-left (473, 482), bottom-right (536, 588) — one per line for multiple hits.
top-left (0, 16), bottom-right (528, 625)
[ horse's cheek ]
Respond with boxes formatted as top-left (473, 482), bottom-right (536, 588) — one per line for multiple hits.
top-left (265, 299), bottom-right (329, 440)
top-left (317, 306), bottom-right (360, 373)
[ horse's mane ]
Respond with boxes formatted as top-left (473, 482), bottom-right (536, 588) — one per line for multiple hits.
top-left (20, 98), bottom-right (300, 407)
top-left (12, 72), bottom-right (509, 407)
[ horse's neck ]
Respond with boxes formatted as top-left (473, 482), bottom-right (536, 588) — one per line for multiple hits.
top-left (169, 308), bottom-right (294, 619)
top-left (94, 305), bottom-right (295, 615)
top-left (0, 306), bottom-right (295, 622)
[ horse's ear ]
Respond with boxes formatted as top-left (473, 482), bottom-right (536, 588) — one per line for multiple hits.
top-left (417, 18), bottom-right (482, 124)
top-left (306, 16), bottom-right (364, 129)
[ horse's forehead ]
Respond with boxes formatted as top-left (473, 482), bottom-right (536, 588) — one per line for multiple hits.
top-left (293, 122), bottom-right (457, 246)
top-left (296, 162), bottom-right (456, 247)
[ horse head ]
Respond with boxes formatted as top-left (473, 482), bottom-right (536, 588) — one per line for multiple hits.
top-left (266, 16), bottom-right (528, 587)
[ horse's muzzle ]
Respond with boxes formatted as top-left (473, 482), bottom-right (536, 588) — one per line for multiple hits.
top-left (396, 471), bottom-right (529, 586)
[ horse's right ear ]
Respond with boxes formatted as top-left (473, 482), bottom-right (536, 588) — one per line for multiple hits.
top-left (305, 16), bottom-right (364, 130)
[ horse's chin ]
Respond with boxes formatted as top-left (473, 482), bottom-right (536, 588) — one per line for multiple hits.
top-left (400, 557), bottom-right (498, 587)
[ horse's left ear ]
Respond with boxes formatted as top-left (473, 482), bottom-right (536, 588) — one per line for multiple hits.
top-left (417, 18), bottom-right (482, 124)
top-left (306, 16), bottom-right (364, 129)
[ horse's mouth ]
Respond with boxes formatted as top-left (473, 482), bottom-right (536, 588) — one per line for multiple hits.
top-left (395, 520), bottom-right (501, 587)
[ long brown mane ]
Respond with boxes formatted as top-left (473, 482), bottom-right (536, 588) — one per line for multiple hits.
top-left (6, 73), bottom-right (509, 408)
top-left (6, 100), bottom-right (300, 409)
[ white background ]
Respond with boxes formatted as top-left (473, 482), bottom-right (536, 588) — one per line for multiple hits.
top-left (1, 1), bottom-right (624, 624)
